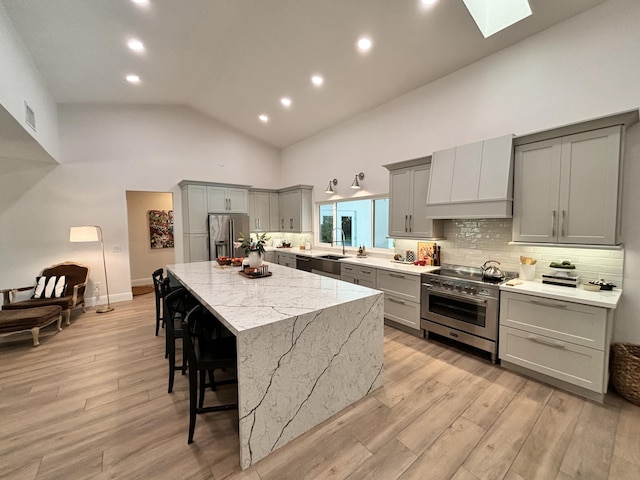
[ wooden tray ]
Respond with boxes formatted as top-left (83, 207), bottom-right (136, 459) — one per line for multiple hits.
top-left (239, 270), bottom-right (272, 279)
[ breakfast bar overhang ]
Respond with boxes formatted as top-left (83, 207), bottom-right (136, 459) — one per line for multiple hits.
top-left (167, 261), bottom-right (384, 469)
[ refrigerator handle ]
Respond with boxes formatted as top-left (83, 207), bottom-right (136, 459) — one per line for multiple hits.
top-left (229, 218), bottom-right (235, 256)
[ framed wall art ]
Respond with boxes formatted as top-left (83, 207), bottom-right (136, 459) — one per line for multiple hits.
top-left (148, 210), bottom-right (174, 249)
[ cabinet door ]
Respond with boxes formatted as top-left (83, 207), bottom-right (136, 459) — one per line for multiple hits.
top-left (248, 192), bottom-right (258, 231)
top-left (512, 139), bottom-right (562, 242)
top-left (384, 295), bottom-right (421, 330)
top-left (278, 191), bottom-right (291, 231)
top-left (450, 141), bottom-right (482, 202)
top-left (226, 188), bottom-right (248, 213)
top-left (427, 147), bottom-right (455, 204)
top-left (288, 190), bottom-right (302, 231)
top-left (182, 185), bottom-right (208, 234)
top-left (268, 192), bottom-right (280, 231)
top-left (558, 126), bottom-right (621, 245)
top-left (207, 186), bottom-right (227, 212)
top-left (388, 169), bottom-right (411, 237)
top-left (253, 192), bottom-right (271, 231)
top-left (184, 233), bottom-right (209, 263)
top-left (410, 165), bottom-right (433, 237)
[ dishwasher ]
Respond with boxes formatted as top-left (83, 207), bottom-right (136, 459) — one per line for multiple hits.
top-left (296, 255), bottom-right (313, 272)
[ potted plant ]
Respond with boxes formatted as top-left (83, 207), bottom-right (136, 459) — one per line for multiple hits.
top-left (238, 232), bottom-right (270, 268)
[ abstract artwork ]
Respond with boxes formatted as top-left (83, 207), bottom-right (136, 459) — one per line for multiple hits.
top-left (148, 210), bottom-right (174, 249)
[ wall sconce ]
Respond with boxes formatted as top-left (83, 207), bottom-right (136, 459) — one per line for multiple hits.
top-left (325, 178), bottom-right (338, 194)
top-left (69, 225), bottom-right (114, 313)
top-left (351, 172), bottom-right (365, 189)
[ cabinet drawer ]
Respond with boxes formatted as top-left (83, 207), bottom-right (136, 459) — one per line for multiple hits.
top-left (499, 326), bottom-right (605, 393)
top-left (500, 292), bottom-right (606, 349)
top-left (376, 270), bottom-right (420, 302)
top-left (384, 294), bottom-right (420, 330)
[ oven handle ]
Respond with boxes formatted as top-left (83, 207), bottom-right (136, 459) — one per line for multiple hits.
top-left (422, 286), bottom-right (488, 305)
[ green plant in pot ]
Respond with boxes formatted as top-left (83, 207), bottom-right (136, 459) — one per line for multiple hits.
top-left (238, 232), bottom-right (270, 268)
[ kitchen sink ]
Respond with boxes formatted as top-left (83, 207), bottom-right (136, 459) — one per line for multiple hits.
top-left (311, 254), bottom-right (347, 277)
top-left (315, 254), bottom-right (347, 261)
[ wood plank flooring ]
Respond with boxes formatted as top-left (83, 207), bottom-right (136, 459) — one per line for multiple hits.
top-left (1, 293), bottom-right (639, 479)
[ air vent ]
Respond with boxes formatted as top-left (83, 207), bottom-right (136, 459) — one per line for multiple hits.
top-left (25, 101), bottom-right (36, 131)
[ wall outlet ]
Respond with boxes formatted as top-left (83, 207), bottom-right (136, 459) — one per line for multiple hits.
top-left (112, 244), bottom-right (121, 252)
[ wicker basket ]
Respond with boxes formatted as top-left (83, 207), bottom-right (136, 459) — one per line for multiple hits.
top-left (610, 343), bottom-right (640, 406)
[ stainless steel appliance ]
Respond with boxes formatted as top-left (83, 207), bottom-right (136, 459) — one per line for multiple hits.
top-left (421, 264), bottom-right (516, 363)
top-left (208, 213), bottom-right (250, 260)
top-left (296, 255), bottom-right (313, 272)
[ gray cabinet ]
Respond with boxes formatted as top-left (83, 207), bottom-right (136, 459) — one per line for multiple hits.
top-left (249, 190), bottom-right (279, 232)
top-left (499, 291), bottom-right (613, 401)
top-left (279, 186), bottom-right (312, 233)
top-left (277, 251), bottom-right (296, 268)
top-left (385, 159), bottom-right (443, 239)
top-left (341, 264), bottom-right (377, 289)
top-left (376, 269), bottom-right (421, 331)
top-left (512, 126), bottom-right (622, 245)
top-left (207, 185), bottom-right (248, 213)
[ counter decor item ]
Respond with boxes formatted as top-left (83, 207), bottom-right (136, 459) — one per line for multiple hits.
top-left (518, 256), bottom-right (537, 280)
top-left (481, 260), bottom-right (505, 281)
top-left (406, 250), bottom-right (415, 263)
top-left (357, 245), bottom-right (367, 258)
top-left (238, 232), bottom-right (270, 268)
top-left (610, 343), bottom-right (640, 406)
top-left (240, 264), bottom-right (272, 279)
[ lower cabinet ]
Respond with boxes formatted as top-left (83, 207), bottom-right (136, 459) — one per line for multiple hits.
top-left (277, 252), bottom-right (296, 268)
top-left (499, 291), bottom-right (613, 401)
top-left (183, 234), bottom-right (209, 262)
top-left (263, 251), bottom-right (276, 263)
top-left (376, 269), bottom-right (421, 331)
top-left (341, 264), bottom-right (377, 289)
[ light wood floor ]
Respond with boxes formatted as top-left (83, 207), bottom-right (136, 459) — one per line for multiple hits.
top-left (1, 293), bottom-right (639, 480)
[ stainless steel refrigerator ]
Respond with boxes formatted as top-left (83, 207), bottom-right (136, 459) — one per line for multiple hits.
top-left (208, 213), bottom-right (250, 260)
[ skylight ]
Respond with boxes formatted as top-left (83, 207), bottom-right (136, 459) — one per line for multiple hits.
top-left (462, 0), bottom-right (532, 38)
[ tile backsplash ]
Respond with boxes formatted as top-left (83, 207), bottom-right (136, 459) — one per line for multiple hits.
top-left (395, 219), bottom-right (624, 286)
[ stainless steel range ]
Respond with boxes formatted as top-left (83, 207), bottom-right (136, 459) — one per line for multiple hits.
top-left (420, 264), bottom-right (516, 363)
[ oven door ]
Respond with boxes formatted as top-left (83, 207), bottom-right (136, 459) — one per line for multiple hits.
top-left (421, 287), bottom-right (498, 340)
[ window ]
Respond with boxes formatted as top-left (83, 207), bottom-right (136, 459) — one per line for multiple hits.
top-left (318, 196), bottom-right (392, 250)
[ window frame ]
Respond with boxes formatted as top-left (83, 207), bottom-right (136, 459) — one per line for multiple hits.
top-left (316, 193), bottom-right (392, 252)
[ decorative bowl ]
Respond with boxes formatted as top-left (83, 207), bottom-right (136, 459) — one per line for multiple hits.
top-left (217, 258), bottom-right (232, 266)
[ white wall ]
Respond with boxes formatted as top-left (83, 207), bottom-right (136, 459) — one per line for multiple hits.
top-left (281, 0), bottom-right (640, 342)
top-left (0, 104), bottom-right (280, 306)
top-left (0, 2), bottom-right (58, 159)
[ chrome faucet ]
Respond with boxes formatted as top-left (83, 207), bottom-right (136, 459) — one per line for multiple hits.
top-left (331, 227), bottom-right (346, 255)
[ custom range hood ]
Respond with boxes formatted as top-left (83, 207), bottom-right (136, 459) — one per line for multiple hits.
top-left (425, 134), bottom-right (514, 219)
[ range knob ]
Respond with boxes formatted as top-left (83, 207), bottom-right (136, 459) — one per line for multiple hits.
top-left (468, 286), bottom-right (477, 295)
top-left (455, 284), bottom-right (462, 292)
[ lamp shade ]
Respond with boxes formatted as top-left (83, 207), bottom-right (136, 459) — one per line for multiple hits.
top-left (70, 226), bottom-right (99, 242)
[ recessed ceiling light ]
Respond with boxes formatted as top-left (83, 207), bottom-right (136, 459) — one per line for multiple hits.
top-left (420, 0), bottom-right (439, 7)
top-left (126, 74), bottom-right (141, 84)
top-left (259, 114), bottom-right (269, 123)
top-left (462, 0), bottom-right (532, 38)
top-left (127, 39), bottom-right (145, 52)
top-left (280, 97), bottom-right (292, 108)
top-left (131, 0), bottom-right (149, 5)
top-left (311, 74), bottom-right (324, 87)
top-left (356, 35), bottom-right (373, 53)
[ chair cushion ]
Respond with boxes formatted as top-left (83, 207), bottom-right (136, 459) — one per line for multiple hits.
top-left (2, 296), bottom-right (74, 311)
top-left (0, 306), bottom-right (62, 333)
top-left (32, 275), bottom-right (67, 299)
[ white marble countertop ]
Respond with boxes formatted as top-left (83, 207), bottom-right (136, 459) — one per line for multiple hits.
top-left (500, 279), bottom-right (622, 309)
top-left (269, 247), bottom-right (440, 276)
top-left (167, 260), bottom-right (381, 334)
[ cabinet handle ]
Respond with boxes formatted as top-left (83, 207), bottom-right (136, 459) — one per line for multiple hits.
top-left (527, 334), bottom-right (567, 349)
top-left (281, 219), bottom-right (284, 229)
top-left (362, 270), bottom-right (372, 275)
top-left (355, 279), bottom-right (359, 284)
top-left (409, 214), bottom-right (412, 233)
top-left (388, 297), bottom-right (406, 305)
top-left (551, 210), bottom-right (556, 237)
top-left (561, 210), bottom-right (566, 237)
top-left (530, 299), bottom-right (567, 309)
top-left (405, 214), bottom-right (408, 232)
top-left (389, 273), bottom-right (405, 279)
top-left (290, 218), bottom-right (293, 229)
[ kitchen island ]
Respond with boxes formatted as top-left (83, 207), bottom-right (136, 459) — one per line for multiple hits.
top-left (167, 261), bottom-right (384, 469)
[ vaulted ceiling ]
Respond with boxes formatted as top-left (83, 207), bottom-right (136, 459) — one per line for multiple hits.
top-left (3, 0), bottom-right (608, 149)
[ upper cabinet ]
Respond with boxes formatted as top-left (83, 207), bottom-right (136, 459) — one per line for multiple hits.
top-left (279, 186), bottom-right (313, 233)
top-left (385, 158), bottom-right (444, 239)
top-left (207, 185), bottom-right (248, 213)
top-left (513, 126), bottom-right (622, 245)
top-left (248, 190), bottom-right (280, 232)
top-left (181, 183), bottom-right (208, 234)
top-left (426, 134), bottom-right (514, 219)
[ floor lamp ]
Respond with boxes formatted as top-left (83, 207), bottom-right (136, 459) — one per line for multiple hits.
top-left (69, 225), bottom-right (115, 313)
